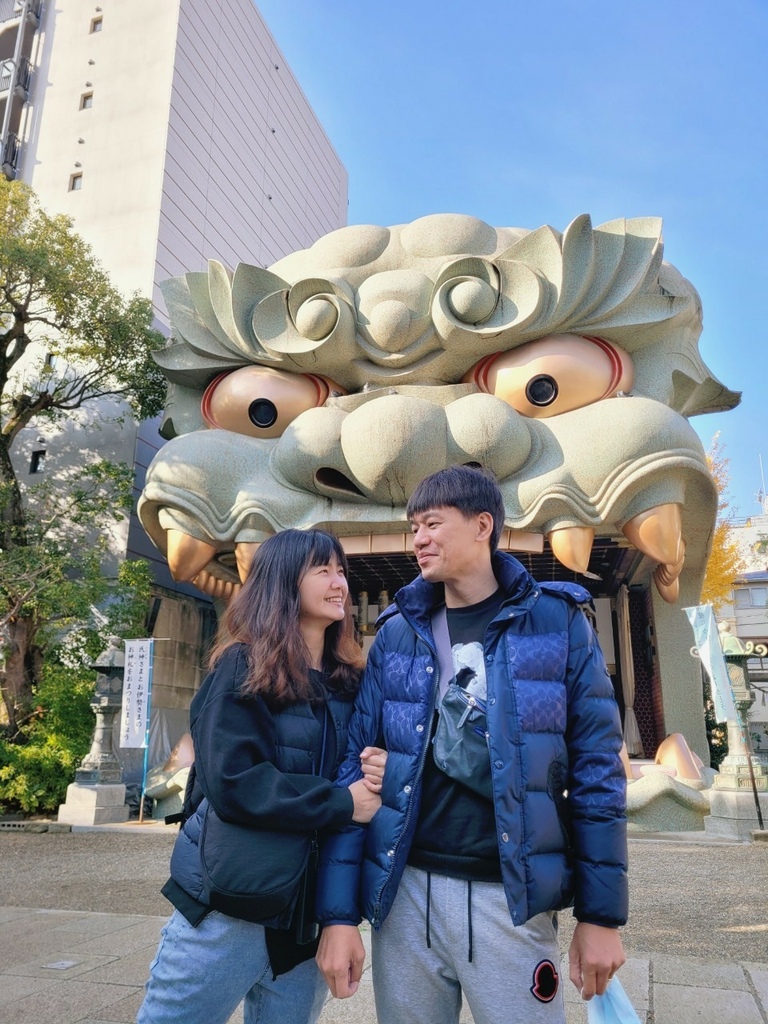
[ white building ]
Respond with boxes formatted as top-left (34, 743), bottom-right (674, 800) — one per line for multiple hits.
top-left (1, 0), bottom-right (348, 764)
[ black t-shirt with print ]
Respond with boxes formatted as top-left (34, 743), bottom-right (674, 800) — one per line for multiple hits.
top-left (407, 588), bottom-right (504, 882)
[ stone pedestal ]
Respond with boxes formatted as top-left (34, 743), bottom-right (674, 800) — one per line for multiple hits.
top-left (704, 735), bottom-right (768, 840)
top-left (57, 783), bottom-right (130, 826)
top-left (704, 788), bottom-right (768, 840)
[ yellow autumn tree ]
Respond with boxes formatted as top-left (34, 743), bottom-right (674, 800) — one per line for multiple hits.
top-left (700, 434), bottom-right (747, 609)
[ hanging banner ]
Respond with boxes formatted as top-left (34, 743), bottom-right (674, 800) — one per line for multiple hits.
top-left (683, 604), bottom-right (738, 723)
top-left (120, 639), bottom-right (154, 748)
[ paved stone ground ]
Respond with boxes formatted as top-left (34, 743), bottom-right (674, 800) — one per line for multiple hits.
top-left (1, 826), bottom-right (767, 1023)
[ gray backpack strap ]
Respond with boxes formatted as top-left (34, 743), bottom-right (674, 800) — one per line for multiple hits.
top-left (431, 605), bottom-right (454, 701)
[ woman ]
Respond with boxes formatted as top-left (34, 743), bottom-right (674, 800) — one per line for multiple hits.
top-left (138, 529), bottom-right (384, 1024)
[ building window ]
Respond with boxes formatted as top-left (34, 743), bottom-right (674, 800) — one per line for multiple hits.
top-left (69, 172), bottom-right (83, 191)
top-left (29, 450), bottom-right (46, 474)
top-left (90, 16), bottom-right (103, 32)
top-left (735, 587), bottom-right (768, 608)
top-left (80, 92), bottom-right (93, 110)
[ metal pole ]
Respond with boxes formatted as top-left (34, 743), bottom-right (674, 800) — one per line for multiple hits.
top-left (739, 709), bottom-right (765, 830)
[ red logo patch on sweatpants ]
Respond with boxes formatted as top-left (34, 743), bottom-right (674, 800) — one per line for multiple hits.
top-left (530, 959), bottom-right (559, 1003)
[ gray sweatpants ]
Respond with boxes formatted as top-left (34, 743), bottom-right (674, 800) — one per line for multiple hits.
top-left (371, 866), bottom-right (565, 1024)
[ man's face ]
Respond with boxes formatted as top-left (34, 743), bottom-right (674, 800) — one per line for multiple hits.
top-left (410, 506), bottom-right (491, 584)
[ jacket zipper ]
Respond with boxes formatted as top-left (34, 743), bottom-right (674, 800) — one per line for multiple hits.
top-left (371, 587), bottom-right (543, 927)
top-left (372, 619), bottom-right (439, 929)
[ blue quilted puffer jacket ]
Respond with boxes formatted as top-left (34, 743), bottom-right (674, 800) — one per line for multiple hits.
top-left (316, 551), bottom-right (628, 931)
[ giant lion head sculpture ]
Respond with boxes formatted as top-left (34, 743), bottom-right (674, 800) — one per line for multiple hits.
top-left (138, 213), bottom-right (738, 604)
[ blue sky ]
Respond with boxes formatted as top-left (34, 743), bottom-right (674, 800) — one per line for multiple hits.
top-left (257, 0), bottom-right (768, 517)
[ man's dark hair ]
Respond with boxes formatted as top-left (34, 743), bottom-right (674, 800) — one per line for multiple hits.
top-left (406, 465), bottom-right (506, 551)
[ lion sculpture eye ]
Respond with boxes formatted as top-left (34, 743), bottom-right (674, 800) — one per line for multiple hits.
top-left (201, 366), bottom-right (343, 439)
top-left (464, 334), bottom-right (633, 418)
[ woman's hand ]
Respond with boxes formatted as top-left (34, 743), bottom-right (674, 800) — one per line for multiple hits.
top-left (348, 778), bottom-right (381, 823)
top-left (360, 745), bottom-right (387, 792)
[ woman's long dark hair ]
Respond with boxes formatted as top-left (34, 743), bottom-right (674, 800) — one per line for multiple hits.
top-left (209, 529), bottom-right (363, 705)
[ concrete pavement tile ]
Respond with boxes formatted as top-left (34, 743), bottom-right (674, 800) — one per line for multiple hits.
top-left (744, 964), bottom-right (768, 1010)
top-left (0, 927), bottom-right (103, 969)
top-left (70, 917), bottom-right (163, 957)
top-left (0, 973), bottom-right (59, 1007)
top-left (617, 957), bottom-right (651, 1010)
top-left (653, 983), bottom-right (763, 1023)
top-left (0, 980), bottom-right (142, 1024)
top-left (0, 906), bottom-right (34, 924)
top-left (76, 988), bottom-right (145, 1023)
top-left (0, 911), bottom-right (90, 943)
top-left (226, 1002), bottom-right (244, 1023)
top-left (318, 972), bottom-right (376, 1024)
top-left (651, 954), bottom-right (750, 990)
top-left (4, 952), bottom-right (119, 980)
top-left (79, 946), bottom-right (161, 987)
top-left (564, 1005), bottom-right (589, 1024)
top-left (0, 912), bottom-right (119, 966)
top-left (52, 912), bottom-right (145, 939)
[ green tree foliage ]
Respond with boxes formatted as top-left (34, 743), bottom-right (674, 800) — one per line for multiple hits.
top-left (0, 179), bottom-right (165, 734)
top-left (0, 665), bottom-right (94, 814)
top-left (0, 559), bottom-right (154, 813)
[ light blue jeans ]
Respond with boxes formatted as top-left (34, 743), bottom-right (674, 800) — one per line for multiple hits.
top-left (137, 910), bottom-right (328, 1024)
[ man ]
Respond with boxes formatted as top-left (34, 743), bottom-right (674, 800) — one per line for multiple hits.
top-left (316, 466), bottom-right (627, 1023)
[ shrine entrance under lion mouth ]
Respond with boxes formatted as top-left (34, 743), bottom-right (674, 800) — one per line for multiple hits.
top-left (343, 534), bottom-right (639, 604)
top-left (343, 536), bottom-right (663, 761)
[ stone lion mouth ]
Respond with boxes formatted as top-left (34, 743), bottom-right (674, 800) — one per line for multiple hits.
top-left (157, 498), bottom-right (689, 605)
top-left (314, 468), bottom-right (365, 497)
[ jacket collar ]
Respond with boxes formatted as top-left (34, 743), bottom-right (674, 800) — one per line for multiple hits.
top-left (387, 550), bottom-right (539, 637)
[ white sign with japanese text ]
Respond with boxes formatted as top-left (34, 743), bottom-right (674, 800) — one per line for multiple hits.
top-left (120, 639), bottom-right (154, 748)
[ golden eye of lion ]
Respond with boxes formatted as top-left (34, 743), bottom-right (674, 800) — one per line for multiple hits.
top-left (464, 334), bottom-right (633, 418)
top-left (201, 366), bottom-right (344, 439)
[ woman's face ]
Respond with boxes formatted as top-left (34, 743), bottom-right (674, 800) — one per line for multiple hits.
top-left (298, 556), bottom-right (349, 630)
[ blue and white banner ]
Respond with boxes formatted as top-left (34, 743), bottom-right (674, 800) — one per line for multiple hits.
top-left (684, 604), bottom-right (738, 724)
top-left (120, 639), bottom-right (154, 748)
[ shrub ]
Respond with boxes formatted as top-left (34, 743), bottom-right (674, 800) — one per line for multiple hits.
top-left (0, 664), bottom-right (94, 815)
top-left (0, 738), bottom-right (82, 814)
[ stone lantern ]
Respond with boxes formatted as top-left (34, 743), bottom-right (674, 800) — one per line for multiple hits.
top-left (57, 637), bottom-right (130, 826)
top-left (75, 636), bottom-right (125, 784)
top-left (704, 624), bottom-right (768, 839)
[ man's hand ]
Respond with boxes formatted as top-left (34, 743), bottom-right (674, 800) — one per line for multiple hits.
top-left (316, 924), bottom-right (366, 998)
top-left (360, 745), bottom-right (387, 792)
top-left (568, 922), bottom-right (626, 1000)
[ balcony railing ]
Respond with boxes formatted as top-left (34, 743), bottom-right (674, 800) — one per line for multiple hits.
top-left (0, 55), bottom-right (30, 95)
top-left (2, 130), bottom-right (19, 178)
top-left (0, 0), bottom-right (42, 25)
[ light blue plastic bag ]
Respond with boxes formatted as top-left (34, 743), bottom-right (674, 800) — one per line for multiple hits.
top-left (586, 976), bottom-right (641, 1024)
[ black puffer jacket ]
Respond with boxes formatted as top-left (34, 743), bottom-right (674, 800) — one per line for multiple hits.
top-left (164, 644), bottom-right (356, 922)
